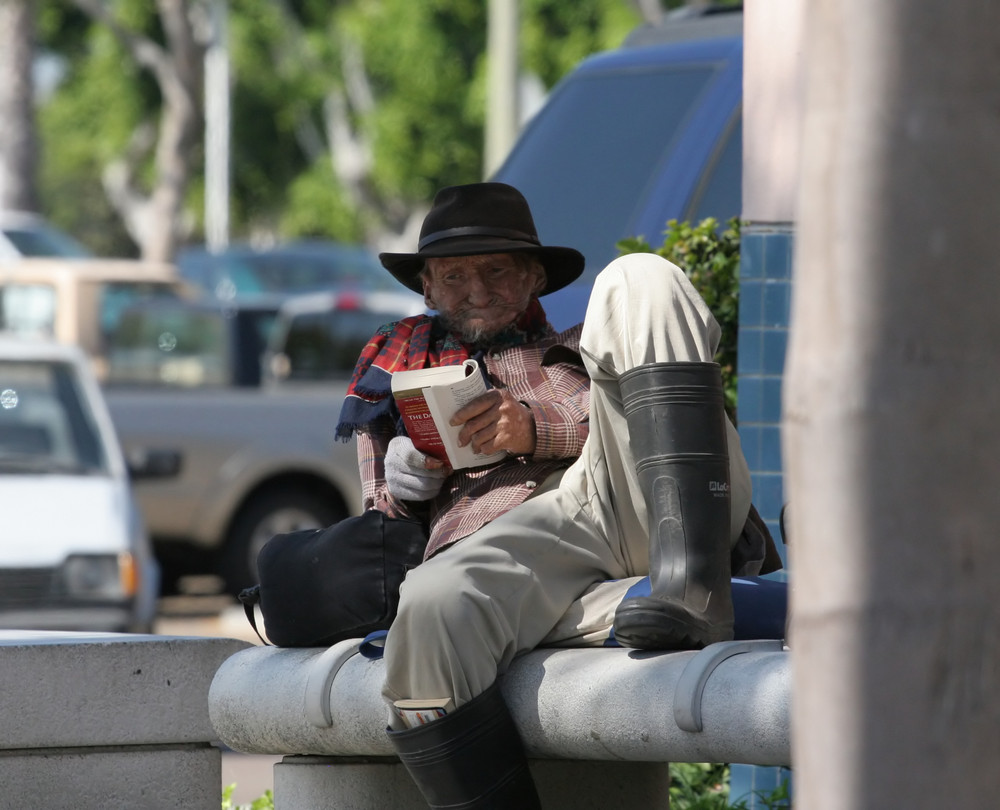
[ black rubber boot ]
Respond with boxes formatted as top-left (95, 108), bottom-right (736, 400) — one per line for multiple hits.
top-left (387, 681), bottom-right (541, 809)
top-left (612, 361), bottom-right (735, 651)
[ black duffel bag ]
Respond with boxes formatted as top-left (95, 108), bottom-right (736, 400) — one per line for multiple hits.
top-left (238, 510), bottom-right (428, 647)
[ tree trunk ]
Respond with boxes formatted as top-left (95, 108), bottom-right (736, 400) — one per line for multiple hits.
top-left (0, 0), bottom-right (38, 212)
top-left (787, 1), bottom-right (1000, 806)
top-left (143, 0), bottom-right (203, 261)
top-left (72, 0), bottom-right (203, 261)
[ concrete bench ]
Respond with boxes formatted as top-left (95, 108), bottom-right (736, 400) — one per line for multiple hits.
top-left (209, 638), bottom-right (790, 809)
top-left (0, 630), bottom-right (251, 810)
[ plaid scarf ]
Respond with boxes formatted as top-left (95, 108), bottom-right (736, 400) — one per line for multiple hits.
top-left (335, 298), bottom-right (550, 440)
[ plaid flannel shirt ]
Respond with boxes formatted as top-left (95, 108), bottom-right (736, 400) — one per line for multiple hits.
top-left (358, 323), bottom-right (590, 558)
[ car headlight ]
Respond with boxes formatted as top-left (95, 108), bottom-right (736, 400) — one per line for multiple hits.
top-left (60, 553), bottom-right (137, 599)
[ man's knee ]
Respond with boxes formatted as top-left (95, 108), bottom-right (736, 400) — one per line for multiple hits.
top-left (594, 252), bottom-right (686, 296)
top-left (397, 563), bottom-right (485, 635)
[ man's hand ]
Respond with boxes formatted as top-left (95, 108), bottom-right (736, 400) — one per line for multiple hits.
top-left (385, 436), bottom-right (450, 501)
top-left (451, 390), bottom-right (536, 457)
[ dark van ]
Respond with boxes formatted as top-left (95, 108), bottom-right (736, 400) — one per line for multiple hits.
top-left (492, 6), bottom-right (743, 330)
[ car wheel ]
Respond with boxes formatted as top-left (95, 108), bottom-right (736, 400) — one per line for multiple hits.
top-left (221, 487), bottom-right (345, 596)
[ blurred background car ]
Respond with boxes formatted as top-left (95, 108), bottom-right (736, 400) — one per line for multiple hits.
top-left (0, 211), bottom-right (92, 260)
top-left (0, 336), bottom-right (167, 632)
top-left (106, 285), bottom-right (424, 391)
top-left (263, 289), bottom-right (426, 387)
top-left (107, 296), bottom-right (285, 388)
top-left (102, 288), bottom-right (423, 594)
top-left (175, 239), bottom-right (405, 301)
top-left (0, 258), bottom-right (195, 380)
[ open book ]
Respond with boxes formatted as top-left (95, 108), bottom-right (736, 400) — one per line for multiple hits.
top-left (391, 359), bottom-right (507, 470)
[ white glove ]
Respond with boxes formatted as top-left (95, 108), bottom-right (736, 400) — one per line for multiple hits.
top-left (384, 436), bottom-right (449, 502)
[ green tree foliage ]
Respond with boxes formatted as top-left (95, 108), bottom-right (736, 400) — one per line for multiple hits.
top-left (222, 0), bottom-right (356, 238)
top-left (335, 0), bottom-right (638, 202)
top-left (670, 762), bottom-right (733, 809)
top-left (221, 783), bottom-right (273, 810)
top-left (36, 0), bottom-right (639, 255)
top-left (618, 217), bottom-right (742, 419)
top-left (520, 0), bottom-right (638, 85)
top-left (36, 2), bottom-right (156, 256)
top-left (668, 762), bottom-right (791, 810)
top-left (336, 0), bottom-right (485, 206)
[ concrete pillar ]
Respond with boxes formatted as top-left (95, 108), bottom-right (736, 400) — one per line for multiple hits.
top-left (736, 3), bottom-right (805, 804)
top-left (787, 1), bottom-right (1000, 806)
top-left (0, 631), bottom-right (251, 810)
top-left (738, 0), bottom-right (805, 548)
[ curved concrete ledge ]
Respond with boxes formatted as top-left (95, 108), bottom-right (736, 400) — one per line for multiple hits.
top-left (209, 641), bottom-right (790, 766)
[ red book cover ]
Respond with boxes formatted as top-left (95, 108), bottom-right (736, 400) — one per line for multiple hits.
top-left (390, 360), bottom-right (505, 469)
top-left (393, 387), bottom-right (447, 460)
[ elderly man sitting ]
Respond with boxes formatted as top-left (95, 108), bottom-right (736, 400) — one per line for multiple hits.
top-left (336, 182), bottom-right (779, 809)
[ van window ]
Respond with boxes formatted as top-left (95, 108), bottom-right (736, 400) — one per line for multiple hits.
top-left (177, 245), bottom-right (397, 298)
top-left (687, 112), bottom-right (742, 225)
top-left (0, 360), bottom-right (107, 473)
top-left (108, 307), bottom-right (229, 386)
top-left (98, 282), bottom-right (181, 346)
top-left (278, 309), bottom-right (401, 381)
top-left (496, 64), bottom-right (716, 279)
top-left (0, 284), bottom-right (57, 336)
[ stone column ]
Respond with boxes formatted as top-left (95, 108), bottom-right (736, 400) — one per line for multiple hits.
top-left (786, 1), bottom-right (1000, 806)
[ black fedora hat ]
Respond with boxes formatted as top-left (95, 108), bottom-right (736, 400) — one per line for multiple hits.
top-left (379, 182), bottom-right (585, 296)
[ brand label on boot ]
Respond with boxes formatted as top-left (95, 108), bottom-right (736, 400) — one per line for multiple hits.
top-left (709, 481), bottom-right (730, 495)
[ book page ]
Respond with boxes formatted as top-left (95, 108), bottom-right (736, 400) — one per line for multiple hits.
top-left (393, 697), bottom-right (455, 728)
top-left (392, 359), bottom-right (506, 469)
top-left (423, 364), bottom-right (506, 469)
top-left (391, 362), bottom-right (471, 390)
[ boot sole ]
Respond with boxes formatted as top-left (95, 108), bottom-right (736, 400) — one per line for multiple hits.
top-left (613, 602), bottom-right (733, 651)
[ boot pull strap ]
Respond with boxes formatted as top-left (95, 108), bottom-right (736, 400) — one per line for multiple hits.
top-left (237, 585), bottom-right (270, 646)
top-left (779, 503), bottom-right (791, 546)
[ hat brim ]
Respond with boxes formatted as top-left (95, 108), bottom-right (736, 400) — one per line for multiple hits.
top-left (379, 238), bottom-right (585, 296)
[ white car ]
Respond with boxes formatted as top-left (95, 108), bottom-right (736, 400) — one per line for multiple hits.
top-left (0, 336), bottom-right (163, 632)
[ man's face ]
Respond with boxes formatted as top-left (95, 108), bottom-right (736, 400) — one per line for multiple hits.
top-left (422, 253), bottom-right (544, 343)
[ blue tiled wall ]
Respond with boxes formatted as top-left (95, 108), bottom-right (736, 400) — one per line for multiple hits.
top-left (737, 223), bottom-right (793, 565)
top-left (733, 223), bottom-right (794, 807)
top-left (730, 762), bottom-right (793, 807)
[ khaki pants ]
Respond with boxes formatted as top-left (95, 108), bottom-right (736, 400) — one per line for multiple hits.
top-left (382, 253), bottom-right (752, 714)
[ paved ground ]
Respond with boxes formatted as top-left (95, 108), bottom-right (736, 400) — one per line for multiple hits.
top-left (154, 593), bottom-right (259, 644)
top-left (154, 593), bottom-right (278, 807)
